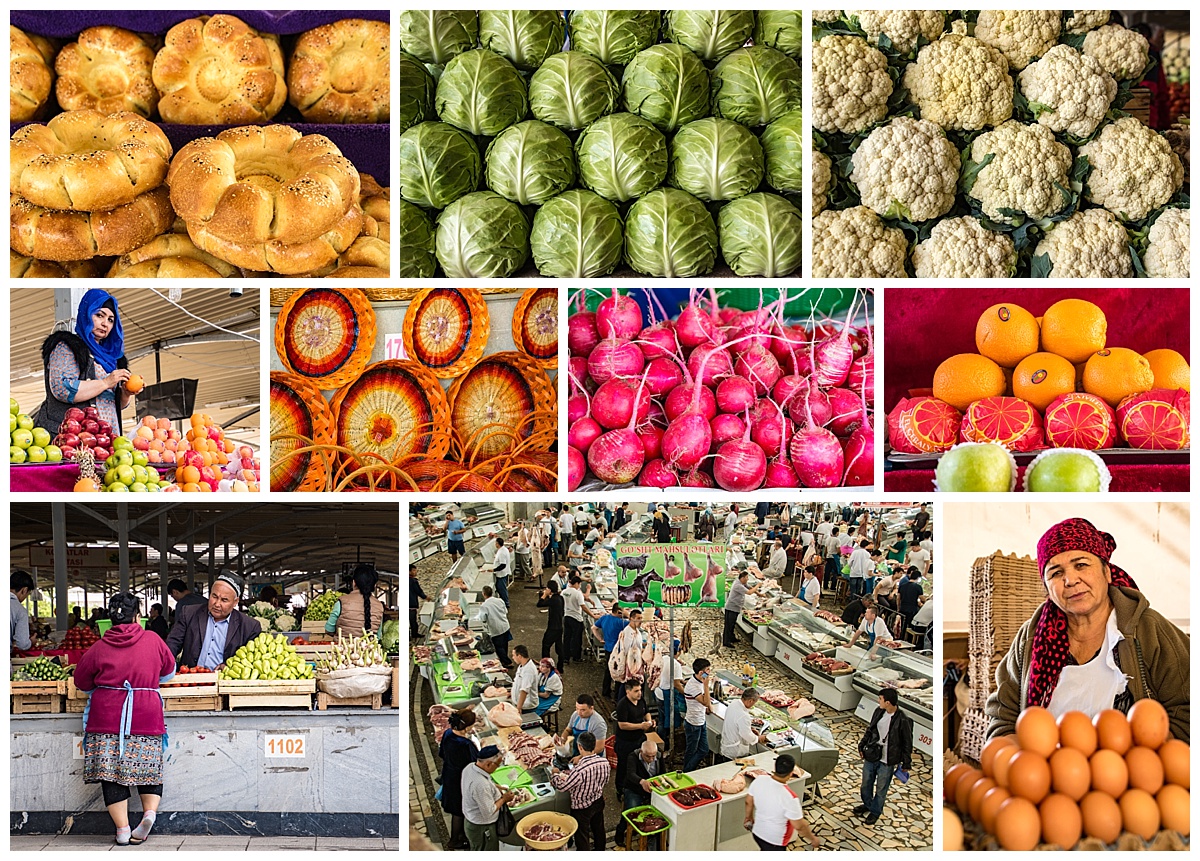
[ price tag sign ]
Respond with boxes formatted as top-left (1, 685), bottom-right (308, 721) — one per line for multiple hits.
top-left (384, 334), bottom-right (406, 360)
top-left (72, 735), bottom-right (85, 760)
top-left (264, 734), bottom-right (306, 758)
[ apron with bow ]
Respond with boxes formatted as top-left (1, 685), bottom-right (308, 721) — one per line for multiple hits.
top-left (83, 677), bottom-right (171, 757)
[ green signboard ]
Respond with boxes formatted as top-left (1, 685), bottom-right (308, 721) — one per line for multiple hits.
top-left (614, 543), bottom-right (728, 609)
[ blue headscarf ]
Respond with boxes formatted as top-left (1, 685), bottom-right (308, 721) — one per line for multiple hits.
top-left (74, 289), bottom-right (124, 373)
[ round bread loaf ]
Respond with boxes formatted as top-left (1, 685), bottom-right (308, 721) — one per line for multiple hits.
top-left (11, 26), bottom-right (56, 122)
top-left (111, 258), bottom-right (226, 277)
top-left (56, 26), bottom-right (159, 117)
top-left (11, 186), bottom-right (174, 261)
top-left (325, 266), bottom-right (390, 278)
top-left (287, 19), bottom-right (390, 123)
top-left (152, 14), bottom-right (286, 124)
top-left (167, 124), bottom-right (359, 245)
top-left (10, 249), bottom-right (107, 278)
top-left (339, 234), bottom-right (389, 270)
top-left (108, 232), bottom-right (239, 277)
top-left (11, 110), bottom-right (173, 211)
top-left (186, 202), bottom-right (362, 274)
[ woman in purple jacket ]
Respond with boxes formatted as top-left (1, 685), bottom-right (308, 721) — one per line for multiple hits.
top-left (74, 593), bottom-right (176, 845)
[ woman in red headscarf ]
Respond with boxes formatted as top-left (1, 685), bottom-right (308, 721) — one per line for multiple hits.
top-left (986, 518), bottom-right (1189, 742)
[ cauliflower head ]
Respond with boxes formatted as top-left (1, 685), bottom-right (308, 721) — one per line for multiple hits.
top-left (974, 10), bottom-right (1061, 70)
top-left (812, 35), bottom-right (893, 134)
top-left (1083, 24), bottom-right (1150, 80)
top-left (911, 216), bottom-right (1017, 278)
top-left (1018, 45), bottom-right (1117, 139)
top-left (812, 206), bottom-right (908, 278)
top-left (1034, 208), bottom-right (1132, 277)
top-left (845, 10), bottom-right (945, 56)
top-left (1079, 117), bottom-right (1185, 221)
top-left (1144, 208), bottom-right (1190, 278)
top-left (1065, 10), bottom-right (1110, 34)
top-left (966, 120), bottom-right (1074, 223)
top-left (850, 116), bottom-right (960, 222)
top-left (813, 10), bottom-right (843, 25)
top-left (904, 34), bottom-right (1014, 131)
top-left (812, 148), bottom-right (833, 216)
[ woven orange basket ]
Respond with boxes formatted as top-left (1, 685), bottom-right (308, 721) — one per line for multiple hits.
top-left (330, 360), bottom-right (452, 467)
top-left (511, 287), bottom-right (558, 368)
top-left (275, 287), bottom-right (377, 390)
top-left (447, 351), bottom-right (557, 459)
top-left (269, 372), bottom-right (336, 492)
top-left (402, 288), bottom-right (491, 379)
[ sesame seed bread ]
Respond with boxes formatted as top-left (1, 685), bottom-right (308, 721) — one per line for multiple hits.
top-left (287, 19), bottom-right (390, 123)
top-left (55, 26), bottom-right (159, 117)
top-left (10, 185), bottom-right (174, 260)
top-left (107, 231), bottom-right (239, 277)
top-left (185, 200), bottom-right (362, 274)
top-left (10, 25), bottom-right (56, 121)
top-left (10, 249), bottom-right (108, 278)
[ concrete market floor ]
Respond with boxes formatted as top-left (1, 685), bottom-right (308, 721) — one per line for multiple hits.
top-left (9, 835), bottom-right (398, 850)
top-left (410, 548), bottom-right (933, 851)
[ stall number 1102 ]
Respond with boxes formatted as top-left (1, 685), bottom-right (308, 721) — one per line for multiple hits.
top-left (265, 735), bottom-right (306, 757)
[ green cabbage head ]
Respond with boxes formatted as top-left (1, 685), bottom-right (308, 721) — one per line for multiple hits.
top-left (399, 200), bottom-right (438, 277)
top-left (712, 46), bottom-right (802, 127)
top-left (479, 10), bottom-right (565, 71)
top-left (718, 193), bottom-right (803, 277)
top-left (436, 49), bottom-right (528, 136)
top-left (624, 188), bottom-right (718, 277)
top-left (485, 120), bottom-right (576, 206)
top-left (761, 109), bottom-right (804, 194)
top-left (669, 117), bottom-right (764, 202)
top-left (575, 112), bottom-right (667, 203)
top-left (567, 11), bottom-right (662, 65)
top-left (399, 51), bottom-right (435, 133)
top-left (664, 10), bottom-right (755, 62)
top-left (529, 51), bottom-right (620, 130)
top-left (531, 190), bottom-right (625, 277)
top-left (397, 121), bottom-right (480, 209)
top-left (753, 12), bottom-right (805, 61)
top-left (622, 43), bottom-right (710, 133)
top-left (398, 11), bottom-right (478, 65)
top-left (435, 192), bottom-right (530, 278)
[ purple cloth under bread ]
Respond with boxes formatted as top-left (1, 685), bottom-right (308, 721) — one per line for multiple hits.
top-left (11, 10), bottom-right (390, 37)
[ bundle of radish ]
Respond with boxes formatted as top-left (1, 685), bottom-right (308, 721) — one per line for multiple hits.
top-left (568, 287), bottom-right (874, 491)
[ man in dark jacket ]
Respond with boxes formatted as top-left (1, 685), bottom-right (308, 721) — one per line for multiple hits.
top-left (165, 573), bottom-right (262, 669)
top-left (616, 740), bottom-right (663, 846)
top-left (855, 689), bottom-right (913, 824)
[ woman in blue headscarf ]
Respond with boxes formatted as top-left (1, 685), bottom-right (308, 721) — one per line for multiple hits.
top-left (35, 289), bottom-right (132, 435)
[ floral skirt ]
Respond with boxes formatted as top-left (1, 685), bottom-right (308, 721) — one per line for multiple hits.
top-left (83, 733), bottom-right (164, 786)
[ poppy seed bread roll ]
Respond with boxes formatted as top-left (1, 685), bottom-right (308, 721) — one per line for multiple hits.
top-left (11, 110), bottom-right (173, 211)
top-left (287, 19), bottom-right (390, 123)
top-left (152, 14), bottom-right (286, 124)
top-left (55, 26), bottom-right (159, 117)
top-left (10, 25), bottom-right (56, 121)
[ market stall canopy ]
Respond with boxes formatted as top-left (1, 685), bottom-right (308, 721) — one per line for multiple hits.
top-left (10, 288), bottom-right (260, 440)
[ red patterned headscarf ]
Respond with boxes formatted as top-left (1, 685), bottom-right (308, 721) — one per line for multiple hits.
top-left (1025, 518), bottom-right (1138, 708)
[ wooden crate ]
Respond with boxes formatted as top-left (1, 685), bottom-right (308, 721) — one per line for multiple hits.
top-left (66, 676), bottom-right (88, 701)
top-left (11, 680), bottom-right (66, 715)
top-left (293, 643), bottom-right (335, 662)
top-left (301, 619), bottom-right (327, 634)
top-left (219, 678), bottom-right (316, 711)
top-left (391, 659), bottom-right (400, 708)
top-left (66, 697), bottom-right (86, 714)
top-left (160, 672), bottom-right (220, 698)
top-left (165, 695), bottom-right (222, 712)
top-left (317, 691), bottom-right (383, 710)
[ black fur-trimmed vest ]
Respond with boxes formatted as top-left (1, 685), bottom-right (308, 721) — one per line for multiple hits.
top-left (33, 331), bottom-right (127, 434)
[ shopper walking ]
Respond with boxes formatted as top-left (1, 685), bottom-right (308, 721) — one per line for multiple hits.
top-left (855, 689), bottom-right (913, 825)
top-left (409, 571), bottom-right (428, 639)
top-left (461, 746), bottom-right (514, 851)
top-left (446, 512), bottom-right (466, 562)
top-left (514, 522), bottom-right (533, 582)
top-left (561, 575), bottom-right (585, 667)
top-left (744, 753), bottom-right (821, 850)
top-left (536, 581), bottom-right (565, 666)
top-left (73, 593), bottom-right (175, 846)
top-left (723, 570), bottom-right (757, 648)
top-left (475, 586), bottom-right (512, 669)
top-left (682, 659), bottom-right (713, 771)
top-left (491, 537), bottom-right (511, 607)
top-left (550, 732), bottom-right (610, 851)
top-left (824, 527), bottom-right (844, 589)
top-left (437, 709), bottom-right (479, 849)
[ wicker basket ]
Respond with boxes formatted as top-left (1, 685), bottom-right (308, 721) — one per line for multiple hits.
top-left (269, 372), bottom-right (336, 492)
top-left (330, 359), bottom-right (452, 465)
top-left (967, 551), bottom-right (1043, 712)
top-left (274, 287), bottom-right (377, 390)
top-left (271, 287), bottom-right (521, 305)
top-left (447, 351), bottom-right (557, 459)
top-left (511, 288), bottom-right (558, 368)
top-left (402, 288), bottom-right (491, 379)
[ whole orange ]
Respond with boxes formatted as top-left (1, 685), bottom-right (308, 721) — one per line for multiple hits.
top-left (1013, 353), bottom-right (1077, 412)
top-left (976, 303), bottom-right (1040, 368)
top-left (1040, 299), bottom-right (1108, 364)
top-left (1142, 349), bottom-right (1190, 392)
top-left (1083, 348), bottom-right (1155, 407)
top-left (933, 354), bottom-right (1007, 411)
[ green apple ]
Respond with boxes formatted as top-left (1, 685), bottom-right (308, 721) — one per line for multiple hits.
top-left (934, 443), bottom-right (1016, 492)
top-left (10, 446), bottom-right (26, 464)
top-left (132, 465), bottom-right (149, 484)
top-left (44, 445), bottom-right (62, 463)
top-left (26, 446), bottom-right (47, 463)
top-left (114, 450), bottom-right (134, 467)
top-left (10, 398), bottom-right (19, 415)
top-left (11, 428), bottom-right (33, 449)
top-left (113, 436), bottom-right (134, 451)
top-left (132, 451), bottom-right (149, 467)
top-left (15, 414), bottom-right (34, 431)
top-left (105, 467), bottom-right (120, 487)
top-left (129, 482), bottom-right (149, 493)
top-left (8, 414), bottom-right (15, 433)
top-left (106, 482), bottom-right (129, 492)
top-left (1024, 450), bottom-right (1109, 493)
top-left (115, 464), bottom-right (136, 486)
top-left (31, 428), bottom-right (51, 448)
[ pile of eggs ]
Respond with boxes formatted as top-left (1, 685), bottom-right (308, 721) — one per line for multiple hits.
top-left (945, 701), bottom-right (1189, 850)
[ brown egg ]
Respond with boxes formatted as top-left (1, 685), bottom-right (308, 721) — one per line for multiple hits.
top-left (1080, 790), bottom-right (1122, 843)
top-left (1119, 788), bottom-right (1161, 840)
top-left (1158, 739), bottom-right (1190, 788)
top-left (1125, 745), bottom-right (1165, 794)
top-left (1057, 710), bottom-right (1098, 756)
top-left (1090, 748), bottom-right (1130, 797)
top-left (1049, 747), bottom-right (1091, 801)
top-left (1156, 784), bottom-right (1190, 836)
top-left (956, 769), bottom-right (984, 812)
top-left (1094, 709), bottom-right (1132, 754)
top-left (993, 744), bottom-right (1023, 789)
top-left (968, 777), bottom-right (998, 823)
top-left (1007, 750), bottom-right (1052, 804)
top-left (995, 796), bottom-right (1041, 851)
top-left (1128, 699), bottom-right (1170, 750)
top-left (945, 763), bottom-right (977, 804)
top-left (1016, 706), bottom-right (1059, 758)
top-left (1039, 792), bottom-right (1083, 849)
top-left (943, 806), bottom-right (964, 850)
top-left (980, 736), bottom-right (1017, 778)
top-left (979, 787), bottom-right (1012, 835)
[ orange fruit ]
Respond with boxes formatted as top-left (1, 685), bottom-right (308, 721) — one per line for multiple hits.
top-left (198, 482), bottom-right (212, 492)
top-left (180, 465), bottom-right (202, 485)
top-left (182, 482), bottom-right (201, 492)
top-left (976, 303), bottom-right (1040, 368)
top-left (933, 354), bottom-right (1008, 411)
top-left (1083, 348), bottom-right (1154, 407)
top-left (74, 477), bottom-right (100, 492)
top-left (125, 374), bottom-right (144, 393)
top-left (1040, 299), bottom-right (1107, 364)
top-left (1142, 349), bottom-right (1190, 392)
top-left (1013, 353), bottom-right (1078, 411)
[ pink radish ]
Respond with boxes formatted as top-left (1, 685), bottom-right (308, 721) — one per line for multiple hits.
top-left (568, 393), bottom-right (589, 424)
top-left (711, 413), bottom-right (747, 447)
top-left (714, 409), bottom-right (767, 491)
top-left (675, 290), bottom-right (716, 347)
top-left (638, 322), bottom-right (679, 360)
top-left (772, 375), bottom-right (807, 409)
top-left (788, 357), bottom-right (844, 488)
top-left (567, 446), bottom-right (586, 491)
top-left (771, 324), bottom-right (810, 374)
top-left (568, 357), bottom-right (589, 394)
top-left (592, 378), bottom-right (651, 429)
top-left (751, 407), bottom-right (793, 458)
top-left (764, 456), bottom-right (800, 488)
top-left (644, 400), bottom-right (668, 428)
top-left (568, 308), bottom-right (600, 357)
top-left (568, 417), bottom-right (603, 452)
top-left (638, 424), bottom-right (664, 460)
top-left (596, 288), bottom-right (643, 340)
top-left (813, 298), bottom-right (858, 387)
top-left (842, 377), bottom-right (874, 486)
top-left (587, 372), bottom-right (650, 485)
top-left (847, 320), bottom-right (875, 401)
top-left (788, 382), bottom-right (831, 428)
top-left (678, 467), bottom-right (715, 488)
top-left (687, 342), bottom-right (733, 387)
top-left (665, 384), bottom-right (716, 422)
top-left (644, 357), bottom-right (684, 397)
top-left (639, 459), bottom-right (679, 487)
top-left (826, 387), bottom-right (863, 436)
top-left (734, 344), bottom-right (782, 395)
top-left (716, 376), bottom-right (757, 414)
top-left (587, 338), bottom-right (644, 384)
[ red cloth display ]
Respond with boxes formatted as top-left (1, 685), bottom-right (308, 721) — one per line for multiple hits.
top-left (887, 464), bottom-right (1189, 494)
top-left (11, 463), bottom-right (174, 493)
